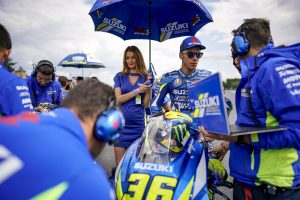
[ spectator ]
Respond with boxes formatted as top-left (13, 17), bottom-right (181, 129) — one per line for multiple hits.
top-left (0, 23), bottom-right (33, 116)
top-left (66, 79), bottom-right (74, 91)
top-left (113, 45), bottom-right (151, 165)
top-left (90, 77), bottom-right (98, 80)
top-left (58, 75), bottom-right (69, 99)
top-left (201, 18), bottom-right (300, 199)
top-left (26, 60), bottom-right (62, 112)
top-left (0, 79), bottom-right (124, 199)
top-left (13, 69), bottom-right (26, 79)
top-left (76, 76), bottom-right (84, 85)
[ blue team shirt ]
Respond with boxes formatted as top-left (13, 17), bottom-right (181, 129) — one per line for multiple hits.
top-left (114, 72), bottom-right (147, 147)
top-left (156, 68), bottom-right (212, 115)
top-left (0, 108), bottom-right (115, 199)
top-left (26, 75), bottom-right (62, 107)
top-left (229, 43), bottom-right (300, 187)
top-left (0, 62), bottom-right (33, 116)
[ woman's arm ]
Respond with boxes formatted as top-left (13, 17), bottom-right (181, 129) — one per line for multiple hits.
top-left (142, 85), bottom-right (152, 107)
top-left (114, 87), bottom-right (137, 104)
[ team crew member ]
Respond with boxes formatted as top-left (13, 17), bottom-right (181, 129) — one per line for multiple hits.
top-left (201, 18), bottom-right (300, 199)
top-left (0, 79), bottom-right (124, 200)
top-left (0, 23), bottom-right (33, 116)
top-left (26, 59), bottom-right (62, 111)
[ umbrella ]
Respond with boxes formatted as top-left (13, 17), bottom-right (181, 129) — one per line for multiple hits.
top-left (89, 0), bottom-right (213, 67)
top-left (58, 53), bottom-right (106, 76)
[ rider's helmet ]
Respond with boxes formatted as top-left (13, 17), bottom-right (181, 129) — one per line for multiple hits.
top-left (155, 111), bottom-right (193, 154)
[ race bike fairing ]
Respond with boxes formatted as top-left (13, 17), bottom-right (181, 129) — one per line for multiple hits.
top-left (138, 115), bottom-right (190, 164)
top-left (115, 111), bottom-right (209, 200)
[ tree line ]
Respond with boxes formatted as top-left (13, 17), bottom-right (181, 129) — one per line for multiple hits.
top-left (4, 57), bottom-right (26, 73)
top-left (223, 78), bottom-right (240, 90)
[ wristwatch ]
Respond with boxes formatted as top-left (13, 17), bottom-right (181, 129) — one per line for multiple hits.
top-left (236, 135), bottom-right (248, 145)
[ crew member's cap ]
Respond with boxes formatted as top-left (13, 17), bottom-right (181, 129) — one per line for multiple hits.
top-left (180, 36), bottom-right (206, 52)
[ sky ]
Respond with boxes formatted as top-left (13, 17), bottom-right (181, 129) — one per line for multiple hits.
top-left (1, 0), bottom-right (299, 86)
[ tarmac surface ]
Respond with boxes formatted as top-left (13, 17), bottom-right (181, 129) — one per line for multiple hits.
top-left (96, 90), bottom-right (236, 199)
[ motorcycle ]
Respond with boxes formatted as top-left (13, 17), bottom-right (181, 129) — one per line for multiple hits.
top-left (114, 111), bottom-right (231, 200)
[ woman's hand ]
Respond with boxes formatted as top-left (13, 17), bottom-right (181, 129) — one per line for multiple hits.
top-left (138, 81), bottom-right (152, 94)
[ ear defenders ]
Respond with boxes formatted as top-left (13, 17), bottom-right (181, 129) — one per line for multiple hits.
top-left (94, 107), bottom-right (125, 144)
top-left (231, 33), bottom-right (249, 57)
top-left (231, 29), bottom-right (274, 58)
top-left (32, 60), bottom-right (56, 81)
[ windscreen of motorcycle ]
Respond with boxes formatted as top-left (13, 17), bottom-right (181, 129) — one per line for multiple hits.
top-left (138, 115), bottom-right (174, 164)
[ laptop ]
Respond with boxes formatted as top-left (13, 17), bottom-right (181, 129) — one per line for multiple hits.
top-left (188, 72), bottom-right (287, 136)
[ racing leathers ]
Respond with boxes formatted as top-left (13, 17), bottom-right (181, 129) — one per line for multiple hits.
top-left (149, 84), bottom-right (170, 115)
top-left (26, 75), bottom-right (62, 108)
top-left (0, 62), bottom-right (33, 116)
top-left (155, 68), bottom-right (212, 115)
top-left (230, 43), bottom-right (300, 188)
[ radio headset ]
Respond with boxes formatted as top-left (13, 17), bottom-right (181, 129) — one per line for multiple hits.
top-left (32, 60), bottom-right (56, 81)
top-left (93, 98), bottom-right (125, 144)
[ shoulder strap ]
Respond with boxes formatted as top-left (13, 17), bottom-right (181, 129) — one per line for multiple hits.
top-left (245, 88), bottom-right (262, 127)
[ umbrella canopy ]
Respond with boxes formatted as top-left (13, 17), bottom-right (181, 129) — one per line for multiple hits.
top-left (58, 53), bottom-right (105, 69)
top-left (89, 0), bottom-right (212, 42)
top-left (89, 0), bottom-right (213, 67)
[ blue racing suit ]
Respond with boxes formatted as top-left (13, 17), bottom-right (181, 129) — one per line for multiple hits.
top-left (0, 108), bottom-right (115, 199)
top-left (0, 62), bottom-right (33, 116)
top-left (230, 43), bottom-right (300, 188)
top-left (149, 84), bottom-right (170, 115)
top-left (26, 75), bottom-right (62, 107)
top-left (155, 69), bottom-right (212, 115)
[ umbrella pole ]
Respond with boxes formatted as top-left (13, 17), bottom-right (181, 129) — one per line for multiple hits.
top-left (148, 0), bottom-right (152, 69)
top-left (148, 0), bottom-right (152, 116)
top-left (82, 68), bottom-right (83, 77)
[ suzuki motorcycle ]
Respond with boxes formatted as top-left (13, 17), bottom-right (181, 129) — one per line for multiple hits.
top-left (115, 111), bottom-right (210, 200)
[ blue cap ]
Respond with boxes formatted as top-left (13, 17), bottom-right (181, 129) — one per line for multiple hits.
top-left (180, 36), bottom-right (205, 52)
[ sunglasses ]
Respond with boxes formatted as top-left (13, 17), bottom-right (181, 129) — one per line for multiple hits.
top-left (182, 51), bottom-right (203, 59)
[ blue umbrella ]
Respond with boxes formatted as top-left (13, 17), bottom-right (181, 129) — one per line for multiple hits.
top-left (58, 53), bottom-right (105, 76)
top-left (89, 0), bottom-right (213, 67)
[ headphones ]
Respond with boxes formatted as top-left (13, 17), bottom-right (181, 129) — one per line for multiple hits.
top-left (93, 99), bottom-right (125, 144)
top-left (231, 32), bottom-right (250, 57)
top-left (32, 60), bottom-right (56, 81)
top-left (231, 27), bottom-right (274, 58)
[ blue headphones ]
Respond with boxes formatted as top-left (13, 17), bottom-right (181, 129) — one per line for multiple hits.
top-left (94, 100), bottom-right (125, 144)
top-left (231, 28), bottom-right (274, 58)
top-left (231, 32), bottom-right (249, 57)
top-left (32, 60), bottom-right (56, 81)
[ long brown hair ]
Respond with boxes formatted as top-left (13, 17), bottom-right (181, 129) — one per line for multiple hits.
top-left (122, 46), bottom-right (147, 76)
